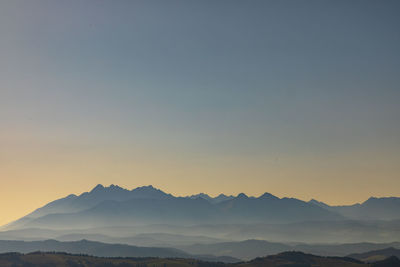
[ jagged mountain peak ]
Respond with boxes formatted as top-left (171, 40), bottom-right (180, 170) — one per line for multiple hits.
top-left (130, 185), bottom-right (173, 199)
top-left (188, 193), bottom-right (234, 204)
top-left (91, 184), bottom-right (105, 192)
top-left (189, 193), bottom-right (212, 199)
top-left (89, 184), bottom-right (171, 196)
top-left (90, 184), bottom-right (128, 193)
top-left (109, 184), bottom-right (124, 190)
top-left (259, 192), bottom-right (279, 200)
top-left (237, 193), bottom-right (248, 199)
top-left (132, 185), bottom-right (158, 191)
top-left (132, 185), bottom-right (165, 194)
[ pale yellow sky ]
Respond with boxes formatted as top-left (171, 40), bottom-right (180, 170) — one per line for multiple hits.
top-left (1, 143), bottom-right (399, 226)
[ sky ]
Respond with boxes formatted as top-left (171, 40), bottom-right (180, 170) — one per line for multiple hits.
top-left (0, 0), bottom-right (400, 226)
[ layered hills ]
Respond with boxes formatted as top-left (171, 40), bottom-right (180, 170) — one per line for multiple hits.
top-left (1, 184), bottom-right (399, 261)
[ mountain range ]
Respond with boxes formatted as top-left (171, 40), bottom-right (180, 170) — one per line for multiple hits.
top-left (4, 184), bottom-right (399, 231)
top-left (1, 184), bottom-right (400, 257)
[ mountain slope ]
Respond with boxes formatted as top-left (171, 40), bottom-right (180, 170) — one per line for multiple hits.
top-left (216, 194), bottom-right (341, 223)
top-left (348, 247), bottom-right (400, 263)
top-left (4, 185), bottom-right (173, 230)
top-left (309, 197), bottom-right (400, 220)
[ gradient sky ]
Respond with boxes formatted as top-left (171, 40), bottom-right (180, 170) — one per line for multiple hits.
top-left (1, 0), bottom-right (400, 226)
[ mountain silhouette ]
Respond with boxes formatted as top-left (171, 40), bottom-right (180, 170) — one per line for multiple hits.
top-left (3, 184), bottom-right (399, 235)
top-left (309, 197), bottom-right (400, 220)
top-left (5, 184), bottom-right (343, 230)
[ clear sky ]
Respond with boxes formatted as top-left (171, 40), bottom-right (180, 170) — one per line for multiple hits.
top-left (1, 0), bottom-right (400, 226)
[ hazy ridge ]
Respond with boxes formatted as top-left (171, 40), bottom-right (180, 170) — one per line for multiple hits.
top-left (1, 185), bottom-right (399, 262)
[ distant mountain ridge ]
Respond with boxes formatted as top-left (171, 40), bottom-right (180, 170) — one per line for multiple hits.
top-left (3, 184), bottom-right (400, 231)
top-left (309, 197), bottom-right (400, 220)
top-left (4, 184), bottom-right (343, 230)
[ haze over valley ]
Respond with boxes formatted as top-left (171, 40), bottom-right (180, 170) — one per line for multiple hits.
top-left (0, 184), bottom-right (399, 263)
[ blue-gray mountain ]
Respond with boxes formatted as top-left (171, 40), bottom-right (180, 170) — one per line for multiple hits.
top-left (3, 185), bottom-right (400, 231)
top-left (309, 197), bottom-right (400, 221)
top-left (3, 184), bottom-right (348, 230)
